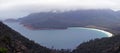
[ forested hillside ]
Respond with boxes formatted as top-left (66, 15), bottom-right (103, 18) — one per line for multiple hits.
top-left (72, 35), bottom-right (120, 53)
top-left (0, 21), bottom-right (52, 53)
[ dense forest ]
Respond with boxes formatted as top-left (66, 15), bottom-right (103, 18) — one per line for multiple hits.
top-left (72, 35), bottom-right (120, 53)
top-left (1, 21), bottom-right (120, 53)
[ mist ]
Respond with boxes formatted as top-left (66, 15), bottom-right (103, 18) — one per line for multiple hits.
top-left (0, 0), bottom-right (120, 20)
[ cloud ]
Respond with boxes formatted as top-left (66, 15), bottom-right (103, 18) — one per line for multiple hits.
top-left (0, 0), bottom-right (117, 10)
top-left (0, 0), bottom-right (120, 19)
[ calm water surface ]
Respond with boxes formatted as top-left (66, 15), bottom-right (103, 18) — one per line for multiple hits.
top-left (4, 22), bottom-right (108, 49)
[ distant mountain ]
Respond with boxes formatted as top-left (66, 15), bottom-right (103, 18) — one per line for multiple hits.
top-left (18, 9), bottom-right (120, 34)
top-left (4, 19), bottom-right (18, 22)
top-left (19, 9), bottom-right (120, 27)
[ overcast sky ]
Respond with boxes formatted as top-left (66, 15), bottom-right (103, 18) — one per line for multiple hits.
top-left (0, 0), bottom-right (120, 20)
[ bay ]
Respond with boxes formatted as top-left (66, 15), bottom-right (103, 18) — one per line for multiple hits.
top-left (4, 22), bottom-right (110, 49)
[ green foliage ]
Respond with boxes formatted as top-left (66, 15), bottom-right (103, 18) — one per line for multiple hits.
top-left (0, 47), bottom-right (8, 53)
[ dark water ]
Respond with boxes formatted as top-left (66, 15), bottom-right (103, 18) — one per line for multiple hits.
top-left (4, 22), bottom-right (109, 49)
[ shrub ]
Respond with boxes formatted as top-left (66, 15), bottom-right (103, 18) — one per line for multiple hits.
top-left (0, 47), bottom-right (8, 53)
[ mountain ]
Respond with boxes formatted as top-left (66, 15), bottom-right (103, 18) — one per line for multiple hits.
top-left (4, 19), bottom-right (18, 22)
top-left (72, 35), bottom-right (120, 53)
top-left (0, 21), bottom-right (52, 53)
top-left (18, 9), bottom-right (120, 34)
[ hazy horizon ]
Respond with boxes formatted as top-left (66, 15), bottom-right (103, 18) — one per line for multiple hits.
top-left (1, 0), bottom-right (120, 20)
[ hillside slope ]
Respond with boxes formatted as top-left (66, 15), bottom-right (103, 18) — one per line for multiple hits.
top-left (72, 35), bottom-right (120, 53)
top-left (0, 22), bottom-right (52, 53)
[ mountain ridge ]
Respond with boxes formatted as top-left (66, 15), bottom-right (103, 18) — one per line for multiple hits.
top-left (17, 9), bottom-right (120, 35)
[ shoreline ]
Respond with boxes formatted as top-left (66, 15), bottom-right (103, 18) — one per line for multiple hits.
top-left (69, 27), bottom-right (113, 37)
top-left (85, 28), bottom-right (113, 37)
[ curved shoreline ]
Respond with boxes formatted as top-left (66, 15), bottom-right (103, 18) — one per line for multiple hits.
top-left (83, 28), bottom-right (113, 37)
top-left (69, 27), bottom-right (113, 37)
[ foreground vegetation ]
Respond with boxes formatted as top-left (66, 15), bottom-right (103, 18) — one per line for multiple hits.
top-left (72, 35), bottom-right (120, 53)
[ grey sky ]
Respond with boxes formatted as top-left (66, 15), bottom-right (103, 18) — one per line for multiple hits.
top-left (0, 0), bottom-right (120, 20)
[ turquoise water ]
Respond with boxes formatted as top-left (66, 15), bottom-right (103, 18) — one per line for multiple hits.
top-left (4, 22), bottom-right (108, 49)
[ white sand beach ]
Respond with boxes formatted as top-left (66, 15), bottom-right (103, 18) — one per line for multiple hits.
top-left (69, 27), bottom-right (113, 37)
top-left (86, 28), bottom-right (113, 37)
